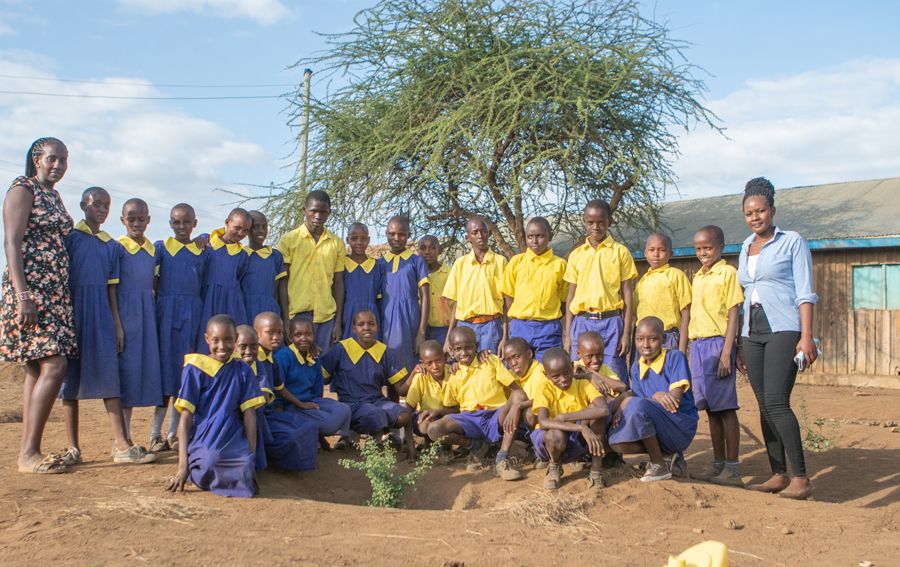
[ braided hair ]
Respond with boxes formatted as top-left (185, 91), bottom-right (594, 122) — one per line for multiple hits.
top-left (743, 177), bottom-right (775, 207)
top-left (25, 137), bottom-right (65, 177)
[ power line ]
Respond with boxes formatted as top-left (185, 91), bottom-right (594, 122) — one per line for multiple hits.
top-left (0, 90), bottom-right (283, 101)
top-left (0, 73), bottom-right (299, 89)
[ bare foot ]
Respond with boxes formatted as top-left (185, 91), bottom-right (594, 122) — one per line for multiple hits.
top-left (748, 473), bottom-right (790, 493)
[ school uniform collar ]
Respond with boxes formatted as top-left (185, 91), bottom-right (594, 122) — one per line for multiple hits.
top-left (297, 223), bottom-right (338, 246)
top-left (431, 262), bottom-right (450, 275)
top-left (210, 228), bottom-right (246, 256)
top-left (163, 237), bottom-right (201, 257)
top-left (245, 245), bottom-right (273, 259)
top-left (289, 344), bottom-right (317, 366)
top-left (74, 220), bottom-right (112, 242)
top-left (257, 347), bottom-right (273, 364)
top-left (230, 352), bottom-right (257, 375)
top-left (581, 235), bottom-right (615, 250)
top-left (184, 353), bottom-right (226, 378)
top-left (340, 337), bottom-right (386, 364)
top-left (645, 263), bottom-right (671, 275)
top-left (382, 248), bottom-right (414, 273)
top-left (638, 349), bottom-right (667, 380)
top-left (521, 360), bottom-right (540, 382)
top-left (345, 256), bottom-right (376, 273)
top-left (525, 248), bottom-right (554, 262)
top-left (466, 249), bottom-right (498, 265)
top-left (696, 259), bottom-right (727, 276)
top-left (118, 235), bottom-right (155, 256)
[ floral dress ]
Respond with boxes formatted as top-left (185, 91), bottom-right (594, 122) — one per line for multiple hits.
top-left (0, 176), bottom-right (77, 362)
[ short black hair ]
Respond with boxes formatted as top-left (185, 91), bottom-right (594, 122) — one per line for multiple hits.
top-left (207, 314), bottom-right (237, 334)
top-left (348, 222), bottom-right (369, 235)
top-left (542, 347), bottom-right (571, 372)
top-left (81, 186), bottom-right (109, 203)
top-left (697, 225), bottom-right (725, 246)
top-left (743, 177), bottom-right (775, 207)
top-left (636, 316), bottom-right (665, 336)
top-left (503, 336), bottom-right (532, 355)
top-left (227, 207), bottom-right (252, 224)
top-left (584, 199), bottom-right (612, 218)
top-left (449, 326), bottom-right (476, 344)
top-left (289, 314), bottom-right (314, 330)
top-left (577, 331), bottom-right (604, 350)
top-left (387, 215), bottom-right (411, 230)
top-left (466, 215), bottom-right (489, 232)
top-left (418, 234), bottom-right (440, 248)
top-left (305, 190), bottom-right (331, 207)
top-left (249, 210), bottom-right (267, 223)
top-left (253, 311), bottom-right (281, 328)
top-left (123, 198), bottom-right (149, 214)
top-left (236, 324), bottom-right (258, 340)
top-left (419, 339), bottom-right (444, 357)
top-left (526, 216), bottom-right (552, 236)
top-left (646, 232), bottom-right (673, 250)
top-left (171, 203), bottom-right (195, 217)
top-left (352, 309), bottom-right (378, 325)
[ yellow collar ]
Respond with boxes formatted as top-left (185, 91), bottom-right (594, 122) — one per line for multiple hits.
top-left (163, 237), bottom-right (201, 257)
top-left (297, 224), bottom-right (336, 247)
top-left (382, 249), bottom-right (414, 273)
top-left (345, 256), bottom-right (376, 273)
top-left (210, 228), bottom-right (245, 256)
top-left (75, 220), bottom-right (112, 242)
top-left (525, 248), bottom-right (553, 262)
top-left (246, 246), bottom-right (273, 259)
top-left (340, 337), bottom-right (386, 364)
top-left (184, 353), bottom-right (226, 378)
top-left (257, 347), bottom-right (273, 363)
top-left (230, 352), bottom-right (257, 375)
top-left (430, 263), bottom-right (450, 275)
top-left (697, 259), bottom-right (727, 276)
top-left (289, 344), bottom-right (316, 366)
top-left (118, 235), bottom-right (155, 256)
top-left (467, 250), bottom-right (497, 265)
top-left (638, 349), bottom-right (667, 380)
top-left (582, 235), bottom-right (614, 250)
top-left (646, 263), bottom-right (671, 275)
top-left (521, 360), bottom-right (539, 382)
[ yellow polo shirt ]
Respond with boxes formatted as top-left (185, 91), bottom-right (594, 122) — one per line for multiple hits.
top-left (425, 263), bottom-right (452, 327)
top-left (500, 249), bottom-right (568, 320)
top-left (442, 250), bottom-right (507, 320)
top-left (517, 360), bottom-right (548, 401)
top-left (276, 224), bottom-right (346, 323)
top-left (635, 264), bottom-right (692, 331)
top-left (563, 236), bottom-right (638, 314)
top-left (404, 366), bottom-right (449, 412)
top-left (532, 377), bottom-right (602, 427)
top-left (441, 354), bottom-right (516, 411)
top-left (689, 260), bottom-right (744, 339)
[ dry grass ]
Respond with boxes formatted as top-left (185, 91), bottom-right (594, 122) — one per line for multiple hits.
top-left (95, 496), bottom-right (214, 525)
top-left (492, 490), bottom-right (597, 528)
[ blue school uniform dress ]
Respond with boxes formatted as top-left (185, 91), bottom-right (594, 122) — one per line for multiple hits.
top-left (197, 229), bottom-right (250, 352)
top-left (273, 344), bottom-right (352, 437)
top-left (608, 349), bottom-right (699, 455)
top-left (156, 238), bottom-right (208, 399)
top-left (61, 221), bottom-right (120, 400)
top-left (320, 338), bottom-right (410, 435)
top-left (377, 250), bottom-right (428, 373)
top-left (174, 355), bottom-right (266, 498)
top-left (257, 348), bottom-right (317, 471)
top-left (116, 236), bottom-right (163, 408)
top-left (341, 256), bottom-right (384, 340)
top-left (241, 246), bottom-right (287, 325)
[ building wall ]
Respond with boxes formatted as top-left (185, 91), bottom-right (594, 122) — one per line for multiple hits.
top-left (637, 248), bottom-right (899, 386)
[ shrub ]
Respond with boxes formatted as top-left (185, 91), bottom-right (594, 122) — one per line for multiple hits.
top-left (339, 440), bottom-right (441, 508)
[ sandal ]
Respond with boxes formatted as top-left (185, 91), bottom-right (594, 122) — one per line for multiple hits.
top-left (587, 470), bottom-right (606, 489)
top-left (148, 436), bottom-right (168, 452)
top-left (59, 447), bottom-right (82, 466)
top-left (18, 454), bottom-right (67, 474)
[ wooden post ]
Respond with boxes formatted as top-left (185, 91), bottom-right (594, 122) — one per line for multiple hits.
top-left (298, 68), bottom-right (313, 193)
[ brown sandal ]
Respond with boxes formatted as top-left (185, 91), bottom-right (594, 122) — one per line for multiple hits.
top-left (18, 454), bottom-right (67, 474)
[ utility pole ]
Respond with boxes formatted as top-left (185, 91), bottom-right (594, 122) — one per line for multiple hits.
top-left (298, 68), bottom-right (313, 193)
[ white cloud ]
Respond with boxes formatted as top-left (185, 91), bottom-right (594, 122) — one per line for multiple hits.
top-left (671, 59), bottom-right (900, 199)
top-left (0, 54), bottom-right (272, 249)
top-left (118, 0), bottom-right (291, 25)
top-left (0, 20), bottom-right (14, 37)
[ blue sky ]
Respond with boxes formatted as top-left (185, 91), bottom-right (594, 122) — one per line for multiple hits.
top-left (1, 0), bottom-right (899, 247)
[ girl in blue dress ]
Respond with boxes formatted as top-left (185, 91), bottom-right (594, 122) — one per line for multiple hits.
top-left (168, 315), bottom-right (265, 498)
top-left (61, 188), bottom-right (155, 465)
top-left (341, 222), bottom-right (384, 340)
top-left (377, 216), bottom-right (429, 373)
top-left (151, 203), bottom-right (209, 452)
top-left (242, 210), bottom-right (288, 325)
top-left (196, 208), bottom-right (252, 352)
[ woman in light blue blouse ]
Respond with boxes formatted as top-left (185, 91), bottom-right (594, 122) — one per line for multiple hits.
top-left (736, 177), bottom-right (818, 500)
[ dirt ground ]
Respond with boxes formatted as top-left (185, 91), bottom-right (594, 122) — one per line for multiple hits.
top-left (0, 363), bottom-right (897, 566)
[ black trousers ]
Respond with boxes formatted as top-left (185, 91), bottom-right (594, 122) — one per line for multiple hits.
top-left (742, 305), bottom-right (806, 477)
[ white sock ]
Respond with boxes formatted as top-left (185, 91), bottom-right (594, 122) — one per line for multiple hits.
top-left (151, 406), bottom-right (166, 439)
top-left (166, 401), bottom-right (179, 439)
top-left (122, 407), bottom-right (133, 439)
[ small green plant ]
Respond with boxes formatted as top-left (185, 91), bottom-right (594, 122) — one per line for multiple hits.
top-left (339, 440), bottom-right (441, 508)
top-left (798, 394), bottom-right (840, 452)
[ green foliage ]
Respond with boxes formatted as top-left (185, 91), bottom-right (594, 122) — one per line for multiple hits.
top-left (269, 0), bottom-right (720, 254)
top-left (798, 394), bottom-right (839, 453)
top-left (339, 440), bottom-right (441, 508)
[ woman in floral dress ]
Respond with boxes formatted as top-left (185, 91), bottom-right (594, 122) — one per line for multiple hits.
top-left (1, 137), bottom-right (77, 474)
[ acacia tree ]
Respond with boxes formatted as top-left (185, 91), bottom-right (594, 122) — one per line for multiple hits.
top-left (269, 0), bottom-right (719, 255)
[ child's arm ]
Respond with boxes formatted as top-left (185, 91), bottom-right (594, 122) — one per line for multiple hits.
top-left (415, 283), bottom-right (429, 353)
top-left (276, 278), bottom-right (288, 322)
top-left (243, 408), bottom-right (258, 455)
top-left (576, 369), bottom-right (626, 397)
top-left (651, 387), bottom-right (684, 414)
top-left (444, 302), bottom-right (457, 352)
top-left (678, 306), bottom-right (690, 355)
top-left (331, 271), bottom-right (344, 344)
top-left (167, 410), bottom-right (193, 492)
top-left (276, 387), bottom-right (319, 411)
top-left (719, 304), bottom-right (740, 377)
top-left (563, 283), bottom-right (577, 352)
top-left (498, 296), bottom-right (509, 355)
top-left (108, 283), bottom-right (124, 352)
top-left (618, 278), bottom-right (635, 357)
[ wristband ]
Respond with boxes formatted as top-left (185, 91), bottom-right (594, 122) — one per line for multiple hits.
top-left (16, 290), bottom-right (34, 302)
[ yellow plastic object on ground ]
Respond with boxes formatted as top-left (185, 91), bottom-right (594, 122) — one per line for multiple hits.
top-left (664, 541), bottom-right (729, 567)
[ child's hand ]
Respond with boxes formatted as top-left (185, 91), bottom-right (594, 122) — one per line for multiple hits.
top-left (581, 426), bottom-right (603, 457)
top-left (167, 467), bottom-right (189, 492)
top-left (413, 331), bottom-right (425, 354)
top-left (308, 342), bottom-right (321, 359)
top-left (192, 234), bottom-right (210, 250)
top-left (736, 347), bottom-right (747, 375)
top-left (331, 326), bottom-right (341, 346)
top-left (562, 335), bottom-right (571, 354)
top-left (717, 352), bottom-right (732, 378)
top-left (115, 323), bottom-right (125, 353)
top-left (298, 401), bottom-right (320, 411)
top-left (589, 373), bottom-right (613, 397)
top-left (418, 410), bottom-right (434, 425)
top-left (617, 334), bottom-right (631, 357)
top-left (502, 406), bottom-right (520, 434)
top-left (611, 407), bottom-right (623, 427)
top-left (476, 349), bottom-right (492, 364)
top-left (652, 391), bottom-right (679, 413)
top-left (282, 319), bottom-right (291, 344)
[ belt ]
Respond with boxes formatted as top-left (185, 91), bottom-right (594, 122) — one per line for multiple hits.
top-left (576, 309), bottom-right (622, 320)
top-left (464, 314), bottom-right (501, 324)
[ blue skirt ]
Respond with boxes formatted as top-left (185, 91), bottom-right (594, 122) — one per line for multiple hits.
top-left (381, 298), bottom-right (420, 372)
top-left (608, 397), bottom-right (697, 455)
top-left (118, 289), bottom-right (163, 408)
top-left (197, 284), bottom-right (247, 352)
top-left (245, 293), bottom-right (281, 328)
top-left (157, 294), bottom-right (203, 398)
top-left (265, 408), bottom-right (318, 471)
top-left (62, 284), bottom-right (120, 400)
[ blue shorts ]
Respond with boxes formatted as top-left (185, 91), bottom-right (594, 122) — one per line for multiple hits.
top-left (690, 336), bottom-right (739, 412)
top-left (446, 409), bottom-right (502, 443)
top-left (530, 428), bottom-right (587, 463)
top-left (457, 319), bottom-right (503, 354)
top-left (509, 319), bottom-right (563, 361)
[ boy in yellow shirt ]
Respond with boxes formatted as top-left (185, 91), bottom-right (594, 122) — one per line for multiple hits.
top-left (689, 226), bottom-right (744, 486)
top-left (399, 340), bottom-right (449, 443)
top-left (426, 327), bottom-right (523, 481)
top-left (634, 233), bottom-right (692, 354)
top-left (563, 200), bottom-right (638, 384)
top-left (443, 216), bottom-right (507, 354)
top-left (532, 348), bottom-right (610, 490)
top-left (417, 236), bottom-right (452, 347)
top-left (500, 217), bottom-right (568, 361)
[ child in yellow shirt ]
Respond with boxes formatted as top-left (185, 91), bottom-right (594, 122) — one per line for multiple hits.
top-left (634, 233), bottom-right (691, 354)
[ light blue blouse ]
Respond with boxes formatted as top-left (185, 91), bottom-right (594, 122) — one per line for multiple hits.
top-left (737, 227), bottom-right (817, 336)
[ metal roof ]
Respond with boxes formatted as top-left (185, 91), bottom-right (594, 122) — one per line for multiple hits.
top-left (552, 177), bottom-right (900, 258)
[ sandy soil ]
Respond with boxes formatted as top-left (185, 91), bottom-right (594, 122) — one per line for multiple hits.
top-left (0, 363), bottom-right (897, 566)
